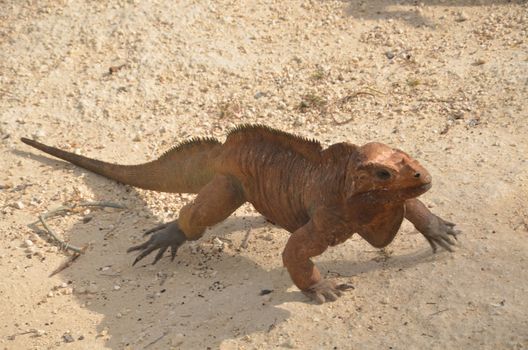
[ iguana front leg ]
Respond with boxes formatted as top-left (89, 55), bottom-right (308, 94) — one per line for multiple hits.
top-left (282, 220), bottom-right (352, 303)
top-left (405, 198), bottom-right (461, 252)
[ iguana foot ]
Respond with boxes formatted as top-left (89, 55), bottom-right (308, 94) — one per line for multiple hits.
top-left (302, 280), bottom-right (354, 304)
top-left (422, 215), bottom-right (461, 253)
top-left (127, 221), bottom-right (187, 266)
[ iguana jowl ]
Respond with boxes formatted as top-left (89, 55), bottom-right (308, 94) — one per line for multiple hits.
top-left (21, 125), bottom-right (460, 303)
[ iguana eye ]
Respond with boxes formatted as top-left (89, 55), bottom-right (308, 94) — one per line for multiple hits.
top-left (375, 169), bottom-right (392, 181)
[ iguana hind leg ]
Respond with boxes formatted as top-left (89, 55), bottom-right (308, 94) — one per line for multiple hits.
top-left (128, 175), bottom-right (246, 265)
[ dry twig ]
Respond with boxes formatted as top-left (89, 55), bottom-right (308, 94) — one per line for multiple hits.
top-left (330, 90), bottom-right (377, 125)
top-left (241, 227), bottom-right (252, 249)
top-left (35, 201), bottom-right (126, 254)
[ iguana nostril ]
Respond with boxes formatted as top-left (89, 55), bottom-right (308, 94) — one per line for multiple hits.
top-left (414, 172), bottom-right (421, 178)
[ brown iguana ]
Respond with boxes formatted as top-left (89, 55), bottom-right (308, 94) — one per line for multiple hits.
top-left (21, 125), bottom-right (460, 303)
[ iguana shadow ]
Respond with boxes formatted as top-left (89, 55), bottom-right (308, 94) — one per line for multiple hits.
top-left (338, 0), bottom-right (514, 27)
top-left (16, 149), bottom-right (438, 349)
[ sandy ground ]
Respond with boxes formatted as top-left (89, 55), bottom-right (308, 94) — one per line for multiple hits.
top-left (1, 0), bottom-right (527, 349)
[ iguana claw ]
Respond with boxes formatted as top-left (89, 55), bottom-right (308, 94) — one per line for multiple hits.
top-left (302, 280), bottom-right (354, 304)
top-left (127, 221), bottom-right (187, 265)
top-left (422, 215), bottom-right (461, 253)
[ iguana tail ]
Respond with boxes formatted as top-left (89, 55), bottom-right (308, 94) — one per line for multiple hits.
top-left (20, 137), bottom-right (222, 193)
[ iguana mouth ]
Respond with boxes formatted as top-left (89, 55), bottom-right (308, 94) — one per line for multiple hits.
top-left (406, 182), bottom-right (432, 197)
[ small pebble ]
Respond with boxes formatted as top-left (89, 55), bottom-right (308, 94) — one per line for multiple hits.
top-left (212, 237), bottom-right (225, 251)
top-left (455, 11), bottom-right (469, 22)
top-left (32, 129), bottom-right (46, 140)
top-left (254, 91), bottom-right (266, 99)
top-left (62, 333), bottom-right (75, 343)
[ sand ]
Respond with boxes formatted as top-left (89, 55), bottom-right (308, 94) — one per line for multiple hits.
top-left (0, 0), bottom-right (527, 349)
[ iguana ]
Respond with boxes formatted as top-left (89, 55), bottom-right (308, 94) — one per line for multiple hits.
top-left (21, 125), bottom-right (460, 303)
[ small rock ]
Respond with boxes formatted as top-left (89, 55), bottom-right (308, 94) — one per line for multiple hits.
top-left (132, 134), bottom-right (142, 142)
top-left (189, 243), bottom-right (200, 254)
top-left (113, 285), bottom-right (121, 291)
top-left (23, 239), bottom-right (34, 248)
top-left (212, 237), bottom-right (225, 251)
top-left (62, 333), bottom-right (75, 343)
top-left (455, 11), bottom-right (469, 22)
top-left (13, 201), bottom-right (25, 209)
top-left (32, 129), bottom-right (46, 140)
top-left (385, 51), bottom-right (395, 59)
top-left (254, 91), bottom-right (266, 99)
top-left (452, 110), bottom-right (465, 119)
top-left (467, 118), bottom-right (480, 127)
top-left (61, 288), bottom-right (73, 295)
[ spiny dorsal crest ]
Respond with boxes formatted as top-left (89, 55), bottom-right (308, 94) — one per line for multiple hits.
top-left (158, 137), bottom-right (221, 161)
top-left (227, 124), bottom-right (322, 161)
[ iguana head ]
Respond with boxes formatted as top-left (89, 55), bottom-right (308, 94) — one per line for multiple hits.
top-left (348, 142), bottom-right (432, 201)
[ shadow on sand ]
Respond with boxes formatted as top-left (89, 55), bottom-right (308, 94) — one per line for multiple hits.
top-left (339, 0), bottom-right (517, 26)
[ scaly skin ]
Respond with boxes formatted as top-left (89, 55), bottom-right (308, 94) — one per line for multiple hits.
top-left (21, 125), bottom-right (460, 303)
